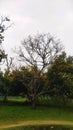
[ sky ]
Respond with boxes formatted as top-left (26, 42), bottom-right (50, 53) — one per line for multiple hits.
top-left (0, 0), bottom-right (73, 58)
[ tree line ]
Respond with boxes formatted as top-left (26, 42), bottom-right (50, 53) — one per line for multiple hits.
top-left (0, 17), bottom-right (73, 108)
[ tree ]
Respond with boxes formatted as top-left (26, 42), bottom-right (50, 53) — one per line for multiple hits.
top-left (0, 16), bottom-right (10, 63)
top-left (3, 56), bottom-right (15, 101)
top-left (0, 70), bottom-right (10, 102)
top-left (9, 67), bottom-right (28, 96)
top-left (0, 71), bottom-right (4, 95)
top-left (16, 33), bottom-right (63, 107)
top-left (0, 16), bottom-right (11, 101)
top-left (47, 52), bottom-right (73, 105)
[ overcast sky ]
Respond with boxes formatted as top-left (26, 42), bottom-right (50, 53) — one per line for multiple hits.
top-left (0, 0), bottom-right (73, 57)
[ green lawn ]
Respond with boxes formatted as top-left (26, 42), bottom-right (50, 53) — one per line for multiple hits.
top-left (0, 97), bottom-right (73, 129)
top-left (0, 96), bottom-right (26, 102)
top-left (0, 103), bottom-right (73, 126)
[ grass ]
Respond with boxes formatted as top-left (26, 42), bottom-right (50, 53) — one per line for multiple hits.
top-left (0, 96), bottom-right (26, 102)
top-left (0, 97), bottom-right (73, 129)
top-left (0, 102), bottom-right (73, 126)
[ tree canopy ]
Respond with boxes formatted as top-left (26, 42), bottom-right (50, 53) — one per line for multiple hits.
top-left (15, 33), bottom-right (64, 107)
top-left (17, 33), bottom-right (63, 72)
top-left (47, 52), bottom-right (73, 104)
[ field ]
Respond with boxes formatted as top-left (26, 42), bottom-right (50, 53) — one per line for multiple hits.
top-left (0, 97), bottom-right (73, 129)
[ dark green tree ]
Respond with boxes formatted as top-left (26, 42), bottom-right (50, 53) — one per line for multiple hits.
top-left (3, 57), bottom-right (14, 101)
top-left (9, 67), bottom-right (29, 96)
top-left (47, 52), bottom-right (73, 105)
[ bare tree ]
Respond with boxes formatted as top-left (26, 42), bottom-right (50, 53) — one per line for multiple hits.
top-left (0, 16), bottom-right (12, 63)
top-left (5, 57), bottom-right (15, 74)
top-left (16, 33), bottom-right (64, 107)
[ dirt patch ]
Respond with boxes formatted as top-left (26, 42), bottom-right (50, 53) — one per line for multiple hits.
top-left (0, 120), bottom-right (73, 129)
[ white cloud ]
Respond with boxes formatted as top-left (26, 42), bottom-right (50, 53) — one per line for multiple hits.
top-left (0, 0), bottom-right (73, 57)
top-left (12, 15), bottom-right (34, 26)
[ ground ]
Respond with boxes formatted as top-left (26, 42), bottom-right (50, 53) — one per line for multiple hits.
top-left (0, 120), bottom-right (73, 129)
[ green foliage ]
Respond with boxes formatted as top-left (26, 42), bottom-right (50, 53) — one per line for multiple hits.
top-left (9, 68), bottom-right (27, 96)
top-left (8, 66), bottom-right (47, 107)
top-left (0, 71), bottom-right (4, 95)
top-left (0, 70), bottom-right (10, 101)
top-left (47, 52), bottom-right (73, 104)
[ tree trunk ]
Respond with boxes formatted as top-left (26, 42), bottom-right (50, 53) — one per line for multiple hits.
top-left (31, 95), bottom-right (36, 108)
top-left (62, 96), bottom-right (67, 106)
top-left (3, 93), bottom-right (8, 102)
